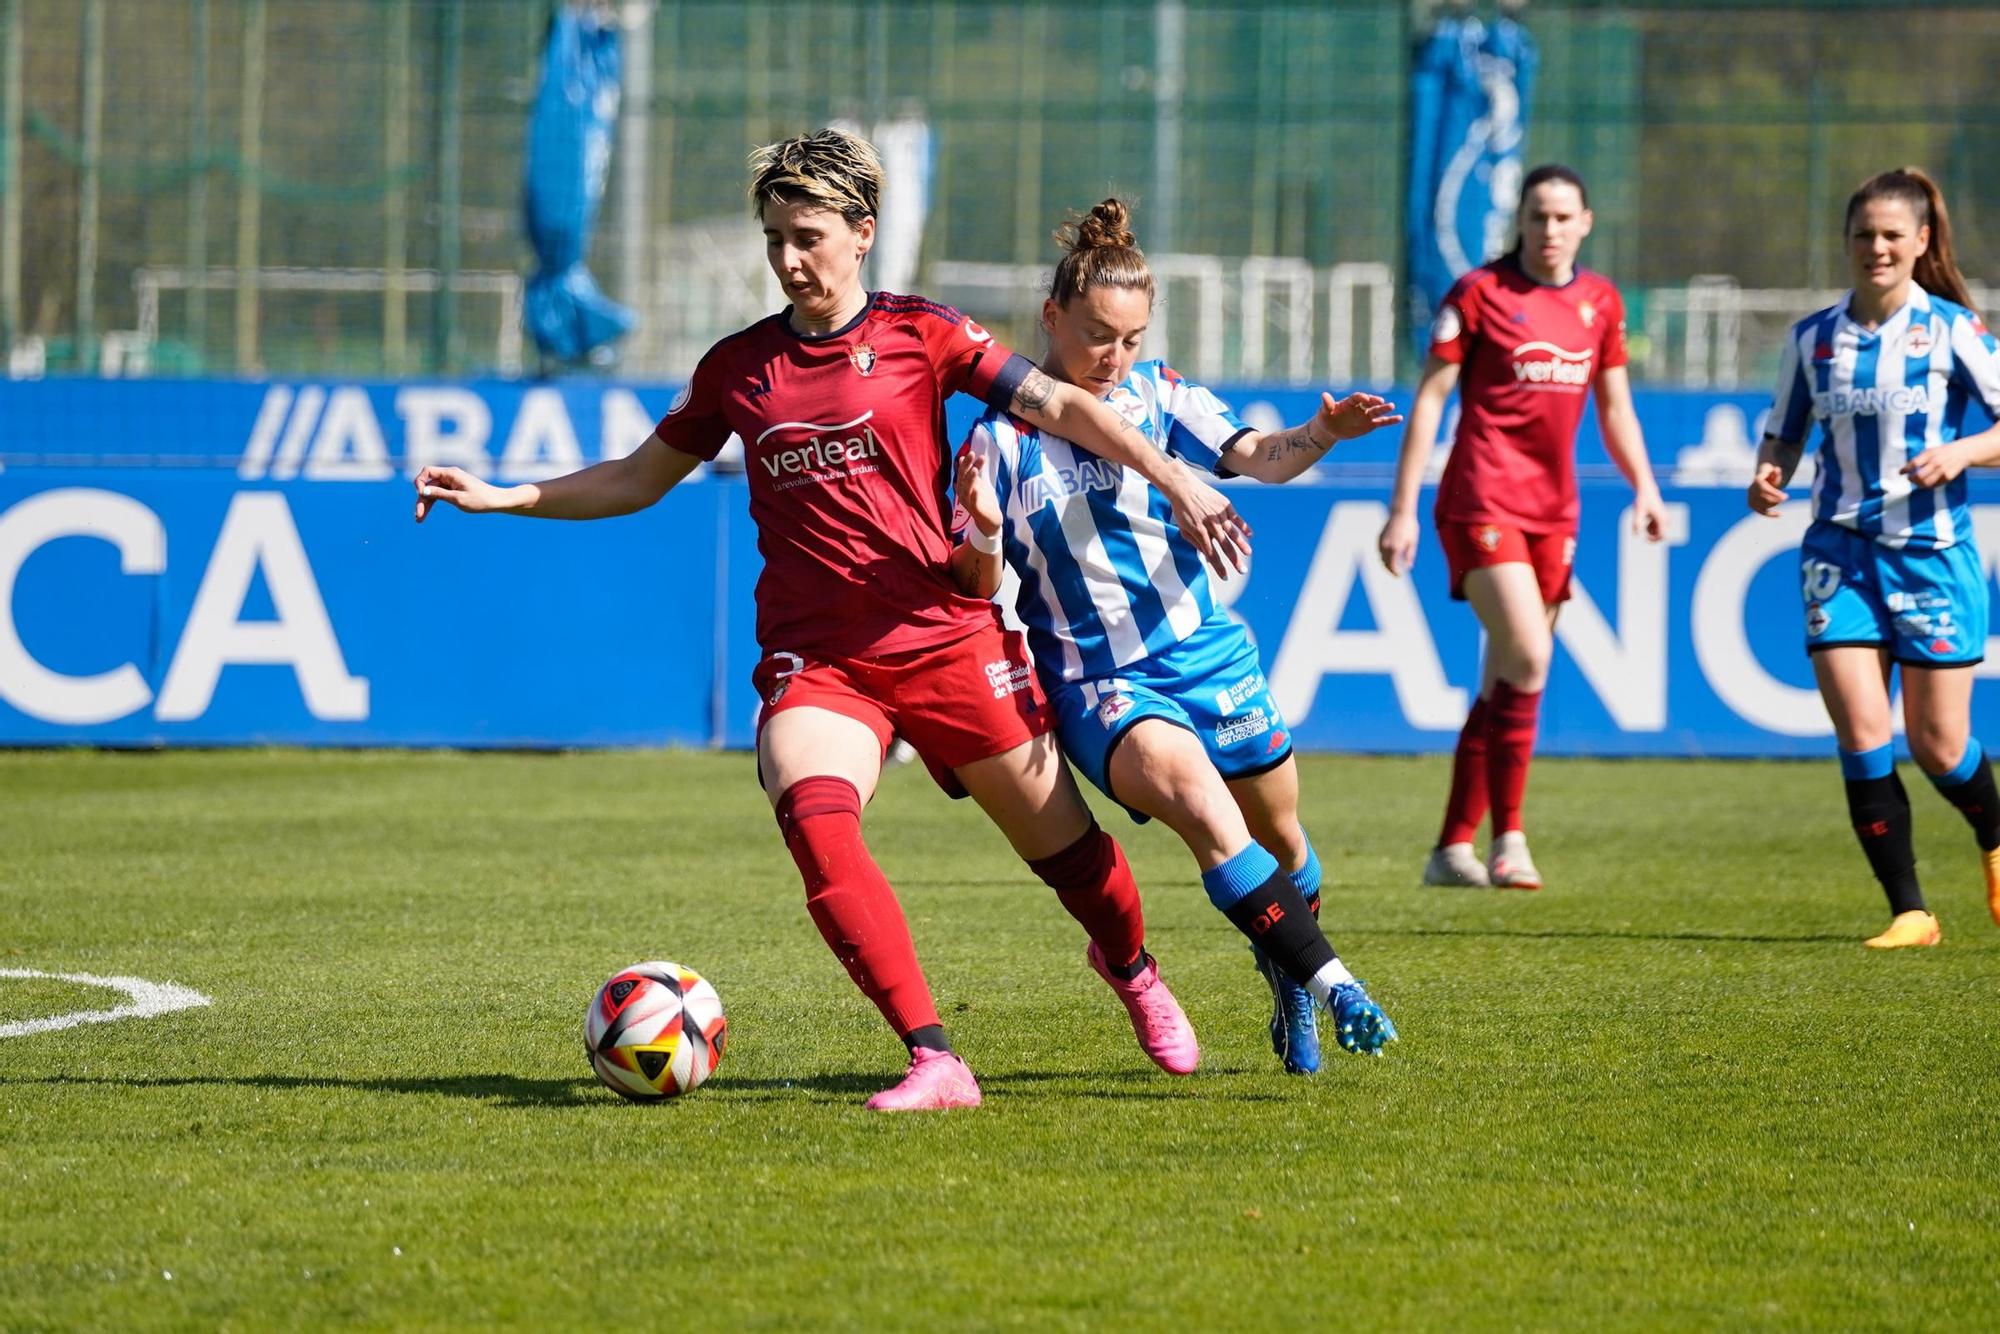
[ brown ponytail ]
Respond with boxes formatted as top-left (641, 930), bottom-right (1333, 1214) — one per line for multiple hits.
top-left (1846, 166), bottom-right (1975, 313)
top-left (1048, 199), bottom-right (1155, 307)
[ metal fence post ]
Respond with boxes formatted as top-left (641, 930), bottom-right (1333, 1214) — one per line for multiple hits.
top-left (431, 0), bottom-right (464, 375)
top-left (186, 0), bottom-right (209, 363)
top-left (76, 0), bottom-right (103, 370)
top-left (235, 0), bottom-right (267, 372)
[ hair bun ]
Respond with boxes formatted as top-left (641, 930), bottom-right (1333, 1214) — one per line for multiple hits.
top-left (1070, 199), bottom-right (1136, 252)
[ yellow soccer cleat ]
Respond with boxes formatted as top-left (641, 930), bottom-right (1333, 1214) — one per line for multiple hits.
top-left (1864, 910), bottom-right (1942, 950)
top-left (1984, 848), bottom-right (2000, 927)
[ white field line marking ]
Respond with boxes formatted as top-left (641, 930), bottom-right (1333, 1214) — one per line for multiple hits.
top-left (0, 969), bottom-right (212, 1039)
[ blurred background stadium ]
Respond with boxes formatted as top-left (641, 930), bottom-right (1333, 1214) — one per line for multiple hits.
top-left (6, 0), bottom-right (2000, 754)
top-left (5, 0), bottom-right (1998, 389)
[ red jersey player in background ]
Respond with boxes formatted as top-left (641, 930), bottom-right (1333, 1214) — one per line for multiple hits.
top-left (1378, 164), bottom-right (1668, 890)
top-left (413, 129), bottom-right (1252, 1111)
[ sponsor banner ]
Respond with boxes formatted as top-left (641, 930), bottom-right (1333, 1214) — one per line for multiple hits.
top-left (5, 376), bottom-right (2000, 754)
top-left (0, 471), bottom-right (719, 745)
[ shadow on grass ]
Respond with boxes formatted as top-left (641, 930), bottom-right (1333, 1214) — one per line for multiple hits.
top-left (8, 1066), bottom-right (1286, 1106)
top-left (1376, 925), bottom-right (1857, 946)
top-left (4, 1072), bottom-right (601, 1108)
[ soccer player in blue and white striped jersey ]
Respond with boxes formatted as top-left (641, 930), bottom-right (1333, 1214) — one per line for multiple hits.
top-left (951, 200), bottom-right (1404, 1067)
top-left (1751, 167), bottom-right (2000, 948)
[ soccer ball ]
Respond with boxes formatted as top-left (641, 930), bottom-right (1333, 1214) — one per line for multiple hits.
top-left (583, 961), bottom-right (727, 1100)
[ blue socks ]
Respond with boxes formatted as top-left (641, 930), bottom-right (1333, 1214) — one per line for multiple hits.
top-left (1201, 843), bottom-right (1282, 910)
top-left (1838, 743), bottom-right (1894, 781)
top-left (1288, 843), bottom-right (1322, 912)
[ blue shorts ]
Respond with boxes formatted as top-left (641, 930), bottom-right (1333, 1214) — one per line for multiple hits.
top-left (1050, 617), bottom-right (1294, 822)
top-left (1800, 521), bottom-right (1987, 667)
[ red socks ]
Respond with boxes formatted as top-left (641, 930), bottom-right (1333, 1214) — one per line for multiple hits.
top-left (1439, 684), bottom-right (1544, 843)
top-left (1485, 681), bottom-right (1544, 835)
top-left (1027, 822), bottom-right (1147, 972)
top-left (1439, 693), bottom-right (1491, 846)
top-left (774, 777), bottom-right (941, 1038)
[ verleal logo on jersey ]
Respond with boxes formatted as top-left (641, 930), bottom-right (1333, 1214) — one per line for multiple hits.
top-left (1905, 323), bottom-right (1933, 357)
top-left (848, 343), bottom-right (877, 376)
top-left (753, 411), bottom-right (883, 489)
top-left (667, 382), bottom-right (692, 415)
top-left (1509, 341), bottom-right (1594, 386)
top-left (963, 319), bottom-right (993, 346)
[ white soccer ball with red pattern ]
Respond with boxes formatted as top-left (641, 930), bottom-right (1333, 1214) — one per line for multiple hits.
top-left (584, 961), bottom-right (727, 1100)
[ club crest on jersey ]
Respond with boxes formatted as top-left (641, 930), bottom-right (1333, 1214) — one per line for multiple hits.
top-left (1475, 524), bottom-right (1503, 553)
top-left (1097, 693), bottom-right (1134, 727)
top-left (1578, 301), bottom-right (1597, 328)
top-left (848, 343), bottom-right (878, 376)
top-left (1905, 322), bottom-right (1933, 357)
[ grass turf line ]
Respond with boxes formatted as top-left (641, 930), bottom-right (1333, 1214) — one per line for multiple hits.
top-left (3, 749), bottom-right (1997, 1328)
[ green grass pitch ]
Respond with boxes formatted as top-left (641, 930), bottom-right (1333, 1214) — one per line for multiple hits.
top-left (4, 749), bottom-right (1998, 1328)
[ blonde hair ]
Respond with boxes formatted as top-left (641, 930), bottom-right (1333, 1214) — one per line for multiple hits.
top-left (1846, 166), bottom-right (1975, 312)
top-left (1048, 199), bottom-right (1154, 307)
top-left (748, 128), bottom-right (882, 226)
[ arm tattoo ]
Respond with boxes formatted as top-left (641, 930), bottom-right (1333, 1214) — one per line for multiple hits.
top-left (1263, 423), bottom-right (1329, 462)
top-left (1013, 367), bottom-right (1056, 413)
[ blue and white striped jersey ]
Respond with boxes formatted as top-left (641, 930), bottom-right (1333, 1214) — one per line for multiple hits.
top-left (1768, 283), bottom-right (2000, 551)
top-left (961, 360), bottom-right (1251, 683)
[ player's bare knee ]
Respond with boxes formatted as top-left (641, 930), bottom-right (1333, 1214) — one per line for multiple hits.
top-left (1909, 725), bottom-right (1969, 776)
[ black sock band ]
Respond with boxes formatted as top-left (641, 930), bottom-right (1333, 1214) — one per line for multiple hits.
top-left (1846, 772), bottom-right (1925, 915)
top-left (1221, 871), bottom-right (1336, 985)
top-left (904, 1024), bottom-right (951, 1055)
top-left (1934, 761), bottom-right (2000, 852)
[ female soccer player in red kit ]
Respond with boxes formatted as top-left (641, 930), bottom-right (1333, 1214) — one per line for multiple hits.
top-left (414, 129), bottom-right (1251, 1110)
top-left (1378, 164), bottom-right (1669, 889)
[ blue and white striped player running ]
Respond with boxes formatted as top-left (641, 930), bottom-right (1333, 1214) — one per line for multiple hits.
top-left (1751, 166), bottom-right (2000, 948)
top-left (948, 199), bottom-right (1403, 1066)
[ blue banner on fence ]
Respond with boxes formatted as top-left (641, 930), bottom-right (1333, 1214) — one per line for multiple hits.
top-left (1406, 9), bottom-right (1537, 359)
top-left (522, 4), bottom-right (634, 366)
top-left (4, 375), bottom-right (1999, 755)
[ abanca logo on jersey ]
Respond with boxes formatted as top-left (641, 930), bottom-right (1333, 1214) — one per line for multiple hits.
top-left (1510, 341), bottom-right (1594, 387)
top-left (1813, 385), bottom-right (1937, 418)
top-left (753, 411), bottom-right (884, 490)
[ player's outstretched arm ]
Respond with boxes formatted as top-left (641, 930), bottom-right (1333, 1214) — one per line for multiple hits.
top-left (1225, 391), bottom-right (1403, 484)
top-left (1377, 355), bottom-right (1459, 574)
top-left (1010, 367), bottom-right (1251, 575)
top-left (948, 444), bottom-right (1004, 599)
top-left (1593, 366), bottom-right (1669, 541)
top-left (414, 434), bottom-right (702, 523)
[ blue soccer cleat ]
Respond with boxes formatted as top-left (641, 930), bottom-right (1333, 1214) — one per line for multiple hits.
top-left (1327, 979), bottom-right (1398, 1056)
top-left (1252, 946), bottom-right (1320, 1074)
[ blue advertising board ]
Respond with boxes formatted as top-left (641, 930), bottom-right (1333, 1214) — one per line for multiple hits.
top-left (3, 376), bottom-right (1998, 756)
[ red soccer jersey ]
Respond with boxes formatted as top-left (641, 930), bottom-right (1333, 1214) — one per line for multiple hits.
top-left (656, 292), bottom-right (1032, 659)
top-left (1429, 259), bottom-right (1628, 533)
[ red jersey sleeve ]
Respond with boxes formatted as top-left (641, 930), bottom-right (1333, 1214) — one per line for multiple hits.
top-left (652, 346), bottom-right (733, 462)
top-left (903, 298), bottom-right (1034, 411)
top-left (1427, 272), bottom-right (1482, 365)
top-left (1597, 282), bottom-right (1629, 371)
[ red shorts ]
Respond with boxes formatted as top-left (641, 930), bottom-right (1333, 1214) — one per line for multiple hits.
top-left (751, 621), bottom-right (1051, 797)
top-left (1438, 522), bottom-right (1575, 605)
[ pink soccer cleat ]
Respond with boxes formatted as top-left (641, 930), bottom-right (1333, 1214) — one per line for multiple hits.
top-left (1087, 942), bottom-right (1200, 1075)
top-left (863, 1047), bottom-right (983, 1112)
